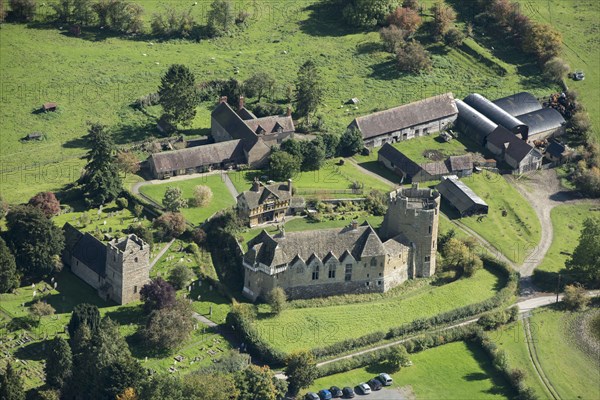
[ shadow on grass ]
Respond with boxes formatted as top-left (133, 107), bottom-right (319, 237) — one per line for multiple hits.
top-left (113, 120), bottom-right (158, 145)
top-left (465, 340), bottom-right (516, 397)
top-left (62, 136), bottom-right (89, 149)
top-left (105, 304), bottom-right (145, 326)
top-left (356, 161), bottom-right (401, 184)
top-left (14, 339), bottom-right (51, 362)
top-left (369, 58), bottom-right (404, 81)
top-left (299, 0), bottom-right (358, 38)
top-left (356, 41), bottom-right (383, 55)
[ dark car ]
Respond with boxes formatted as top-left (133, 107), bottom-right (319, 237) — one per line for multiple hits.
top-left (368, 379), bottom-right (382, 391)
top-left (305, 393), bottom-right (320, 400)
top-left (342, 386), bottom-right (355, 398)
top-left (318, 389), bottom-right (332, 400)
top-left (329, 386), bottom-right (343, 398)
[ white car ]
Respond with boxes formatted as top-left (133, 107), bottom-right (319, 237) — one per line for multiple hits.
top-left (357, 383), bottom-right (371, 395)
top-left (377, 373), bottom-right (393, 386)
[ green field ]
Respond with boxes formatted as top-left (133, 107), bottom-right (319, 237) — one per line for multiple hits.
top-left (139, 174), bottom-right (235, 224)
top-left (308, 341), bottom-right (513, 399)
top-left (252, 267), bottom-right (502, 353)
top-left (529, 307), bottom-right (600, 400)
top-left (453, 172), bottom-right (542, 264)
top-left (0, 0), bottom-right (557, 203)
top-left (520, 0), bottom-right (600, 142)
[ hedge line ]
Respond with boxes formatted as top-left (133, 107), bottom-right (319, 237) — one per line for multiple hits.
top-left (312, 259), bottom-right (518, 359)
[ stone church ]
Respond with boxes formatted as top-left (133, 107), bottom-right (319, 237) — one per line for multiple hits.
top-left (62, 223), bottom-right (151, 304)
top-left (241, 184), bottom-right (440, 301)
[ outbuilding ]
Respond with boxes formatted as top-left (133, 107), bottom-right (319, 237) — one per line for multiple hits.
top-left (436, 175), bottom-right (489, 217)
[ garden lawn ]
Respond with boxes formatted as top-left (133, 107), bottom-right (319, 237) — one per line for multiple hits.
top-left (139, 174), bottom-right (235, 224)
top-left (492, 320), bottom-right (550, 399)
top-left (452, 172), bottom-right (542, 264)
top-left (529, 307), bottom-right (600, 400)
top-left (0, 0), bottom-right (556, 203)
top-left (308, 341), bottom-right (513, 399)
top-left (252, 267), bottom-right (501, 353)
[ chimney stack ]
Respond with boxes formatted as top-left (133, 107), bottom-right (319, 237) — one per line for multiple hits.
top-left (287, 179), bottom-right (293, 195)
top-left (252, 177), bottom-right (261, 192)
top-left (286, 106), bottom-right (292, 117)
top-left (219, 96), bottom-right (228, 104)
top-left (238, 96), bottom-right (245, 111)
top-left (350, 220), bottom-right (358, 230)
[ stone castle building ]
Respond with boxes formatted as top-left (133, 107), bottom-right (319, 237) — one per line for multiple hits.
top-left (62, 223), bottom-right (151, 304)
top-left (241, 184), bottom-right (440, 301)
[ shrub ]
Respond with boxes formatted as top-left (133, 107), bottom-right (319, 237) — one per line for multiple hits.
top-left (562, 283), bottom-right (590, 310)
top-left (153, 212), bottom-right (187, 239)
top-left (380, 25), bottom-right (407, 53)
top-left (386, 6), bottom-right (421, 34)
top-left (444, 28), bottom-right (465, 47)
top-left (265, 287), bottom-right (287, 315)
top-left (116, 197), bottom-right (129, 210)
top-left (193, 185), bottom-right (213, 207)
top-left (168, 264), bottom-right (195, 290)
top-left (396, 40), bottom-right (432, 73)
top-left (543, 57), bottom-right (570, 83)
top-left (28, 192), bottom-right (61, 218)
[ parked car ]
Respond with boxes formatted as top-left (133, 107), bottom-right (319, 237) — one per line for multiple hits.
top-left (318, 389), bottom-right (332, 400)
top-left (368, 379), bottom-right (382, 391)
top-left (342, 387), bottom-right (355, 398)
top-left (356, 383), bottom-right (371, 395)
top-left (376, 373), bottom-right (393, 386)
top-left (329, 386), bottom-right (343, 398)
top-left (571, 71), bottom-right (585, 81)
top-left (305, 392), bottom-right (320, 400)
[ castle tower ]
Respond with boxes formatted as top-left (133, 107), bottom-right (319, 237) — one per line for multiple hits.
top-left (105, 234), bottom-right (151, 304)
top-left (381, 184), bottom-right (440, 278)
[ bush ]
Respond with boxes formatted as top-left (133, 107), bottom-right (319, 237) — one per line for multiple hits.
top-left (386, 6), bottom-right (421, 34)
top-left (8, 0), bottom-right (35, 22)
top-left (342, 0), bottom-right (396, 28)
top-left (444, 28), bottom-right (465, 47)
top-left (562, 283), bottom-right (590, 310)
top-left (543, 57), bottom-right (570, 83)
top-left (380, 25), bottom-right (407, 53)
top-left (396, 40), bottom-right (432, 73)
top-left (168, 264), bottom-right (195, 290)
top-left (249, 103), bottom-right (286, 118)
top-left (153, 212), bottom-right (187, 239)
top-left (28, 192), bottom-right (61, 218)
top-left (193, 185), bottom-right (213, 207)
top-left (265, 287), bottom-right (287, 315)
top-left (116, 197), bottom-right (129, 210)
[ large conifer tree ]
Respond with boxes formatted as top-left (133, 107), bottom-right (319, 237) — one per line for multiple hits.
top-left (158, 64), bottom-right (198, 127)
top-left (0, 237), bottom-right (19, 293)
top-left (0, 363), bottom-right (25, 400)
top-left (294, 60), bottom-right (323, 124)
top-left (45, 336), bottom-right (73, 390)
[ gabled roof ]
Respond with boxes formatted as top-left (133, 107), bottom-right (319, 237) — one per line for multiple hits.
top-left (379, 143), bottom-right (470, 178)
top-left (350, 93), bottom-right (458, 139)
top-left (211, 102), bottom-right (257, 141)
top-left (245, 115), bottom-right (295, 135)
top-left (69, 232), bottom-right (107, 276)
top-left (448, 155), bottom-right (473, 171)
top-left (237, 181), bottom-right (292, 209)
top-left (486, 127), bottom-right (537, 163)
top-left (378, 143), bottom-right (422, 177)
top-left (546, 140), bottom-right (566, 158)
top-left (148, 140), bottom-right (245, 173)
top-left (436, 175), bottom-right (488, 215)
top-left (493, 92), bottom-right (542, 116)
top-left (237, 107), bottom-right (257, 121)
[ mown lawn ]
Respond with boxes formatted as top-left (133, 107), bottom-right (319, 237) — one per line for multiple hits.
top-left (0, 0), bottom-right (556, 203)
top-left (252, 267), bottom-right (502, 353)
top-left (308, 341), bottom-right (513, 399)
top-left (452, 171), bottom-right (542, 264)
top-left (139, 174), bottom-right (235, 224)
top-left (529, 307), bottom-right (600, 400)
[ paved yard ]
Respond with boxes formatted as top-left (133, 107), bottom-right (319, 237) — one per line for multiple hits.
top-left (354, 387), bottom-right (407, 399)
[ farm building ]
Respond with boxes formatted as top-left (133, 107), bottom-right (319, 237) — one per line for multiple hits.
top-left (545, 140), bottom-right (567, 162)
top-left (436, 175), bottom-right (488, 217)
top-left (455, 100), bottom-right (498, 145)
top-left (377, 143), bottom-right (472, 183)
top-left (147, 139), bottom-right (249, 179)
top-left (492, 92), bottom-right (542, 116)
top-left (237, 179), bottom-right (300, 227)
top-left (464, 93), bottom-right (529, 139)
top-left (348, 93), bottom-right (458, 148)
top-left (486, 127), bottom-right (543, 174)
top-left (513, 107), bottom-right (566, 142)
top-left (42, 102), bottom-right (57, 112)
top-left (24, 132), bottom-right (43, 141)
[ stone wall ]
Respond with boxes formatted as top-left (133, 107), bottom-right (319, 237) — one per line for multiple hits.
top-left (70, 257), bottom-right (101, 291)
top-left (364, 115), bottom-right (457, 148)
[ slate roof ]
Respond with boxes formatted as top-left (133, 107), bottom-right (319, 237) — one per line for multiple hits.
top-left (237, 181), bottom-right (293, 209)
top-left (448, 155), bottom-right (473, 171)
top-left (546, 140), bottom-right (566, 158)
top-left (148, 140), bottom-right (245, 174)
top-left (515, 107), bottom-right (566, 137)
top-left (237, 107), bottom-right (257, 120)
top-left (244, 224), bottom-right (385, 269)
top-left (211, 102), bottom-right (257, 142)
top-left (436, 175), bottom-right (488, 215)
top-left (350, 93), bottom-right (458, 139)
top-left (493, 92), bottom-right (542, 116)
top-left (244, 115), bottom-right (295, 135)
top-left (486, 126), bottom-right (536, 163)
top-left (464, 93), bottom-right (527, 134)
top-left (378, 143), bottom-right (471, 178)
top-left (62, 223), bottom-right (108, 277)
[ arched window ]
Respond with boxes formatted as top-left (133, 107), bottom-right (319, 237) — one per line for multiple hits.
top-left (312, 265), bottom-right (320, 280)
top-left (328, 264), bottom-right (336, 279)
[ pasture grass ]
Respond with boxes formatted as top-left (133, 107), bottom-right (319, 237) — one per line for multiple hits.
top-left (0, 0), bottom-right (557, 203)
top-left (252, 267), bottom-right (502, 353)
top-left (529, 307), bottom-right (600, 400)
top-left (139, 174), bottom-right (235, 224)
top-left (308, 341), bottom-right (513, 399)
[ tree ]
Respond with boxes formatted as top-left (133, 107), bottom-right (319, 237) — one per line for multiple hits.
top-left (162, 186), bottom-right (187, 212)
top-left (117, 197), bottom-right (129, 209)
top-left (5, 205), bottom-right (65, 282)
top-left (158, 64), bottom-right (198, 127)
top-left (0, 363), bottom-right (25, 400)
top-left (387, 345), bottom-right (410, 372)
top-left (68, 303), bottom-right (101, 339)
top-left (269, 151), bottom-right (301, 181)
top-left (574, 166), bottom-right (600, 198)
top-left (92, 0), bottom-right (143, 33)
top-left (380, 25), bottom-right (407, 53)
top-left (153, 212), bottom-right (187, 239)
top-left (542, 56), bottom-right (569, 83)
top-left (50, 0), bottom-right (72, 23)
top-left (29, 301), bottom-right (55, 320)
top-left (193, 185), bottom-right (213, 207)
top-left (320, 133), bottom-right (340, 159)
top-left (28, 191), bottom-right (61, 217)
top-left (143, 299), bottom-right (194, 352)
top-left (570, 112), bottom-right (592, 136)
top-left (244, 72), bottom-right (276, 102)
top-left (522, 22), bottom-right (562, 62)
top-left (140, 278), bottom-right (176, 314)
top-left (133, 204), bottom-right (144, 217)
top-left (207, 0), bottom-right (235, 37)
top-left (402, 0), bottom-right (420, 10)
top-left (444, 28), bottom-right (465, 47)
top-left (169, 264), bottom-right (194, 290)
top-left (566, 217), bottom-right (600, 284)
top-left (387, 6), bottom-right (421, 35)
top-left (116, 151), bottom-right (140, 174)
top-left (236, 365), bottom-right (285, 400)
top-left (338, 127), bottom-right (364, 156)
top-left (116, 388), bottom-right (138, 400)
top-left (295, 60), bottom-right (323, 124)
top-left (79, 122), bottom-right (123, 207)
top-left (396, 40), bottom-right (432, 73)
top-left (72, 0), bottom-right (95, 25)
top-left (266, 287), bottom-right (286, 315)
top-left (430, 2), bottom-right (456, 40)
top-left (302, 141), bottom-right (326, 171)
top-left (562, 284), bottom-right (590, 310)
top-left (365, 190), bottom-right (387, 215)
top-left (192, 227), bottom-right (207, 246)
top-left (8, 0), bottom-right (36, 22)
top-left (151, 6), bottom-right (195, 38)
top-left (45, 336), bottom-right (72, 390)
top-left (126, 224), bottom-right (153, 249)
top-left (0, 237), bottom-right (19, 293)
top-left (285, 350), bottom-right (317, 394)
top-left (342, 0), bottom-right (396, 28)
